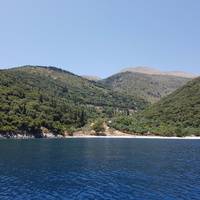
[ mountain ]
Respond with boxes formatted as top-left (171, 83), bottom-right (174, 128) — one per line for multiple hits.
top-left (121, 66), bottom-right (197, 78)
top-left (0, 66), bottom-right (147, 137)
top-left (111, 77), bottom-right (200, 136)
top-left (100, 71), bottom-right (191, 103)
top-left (82, 75), bottom-right (101, 81)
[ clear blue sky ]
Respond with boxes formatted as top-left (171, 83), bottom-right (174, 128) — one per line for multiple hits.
top-left (0, 0), bottom-right (200, 78)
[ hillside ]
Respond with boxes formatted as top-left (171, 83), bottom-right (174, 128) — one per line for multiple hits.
top-left (0, 66), bottom-right (147, 137)
top-left (100, 71), bottom-right (191, 103)
top-left (111, 77), bottom-right (200, 136)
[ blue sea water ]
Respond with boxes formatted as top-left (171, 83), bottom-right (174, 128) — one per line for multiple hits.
top-left (0, 138), bottom-right (200, 200)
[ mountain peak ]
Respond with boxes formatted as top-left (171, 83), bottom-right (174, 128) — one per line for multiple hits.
top-left (121, 66), bottom-right (197, 78)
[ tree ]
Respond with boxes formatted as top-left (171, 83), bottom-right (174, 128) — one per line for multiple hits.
top-left (92, 119), bottom-right (106, 135)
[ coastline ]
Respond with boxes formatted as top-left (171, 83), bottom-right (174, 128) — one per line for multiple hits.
top-left (1, 134), bottom-right (200, 139)
top-left (65, 135), bottom-right (200, 139)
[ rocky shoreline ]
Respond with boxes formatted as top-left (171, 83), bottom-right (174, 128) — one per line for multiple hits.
top-left (0, 131), bottom-right (199, 139)
top-left (0, 130), bottom-right (130, 139)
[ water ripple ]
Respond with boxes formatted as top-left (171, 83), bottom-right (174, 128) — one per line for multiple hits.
top-left (0, 139), bottom-right (200, 199)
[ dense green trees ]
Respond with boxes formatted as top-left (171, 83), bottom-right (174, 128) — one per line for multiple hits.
top-left (0, 66), bottom-right (146, 137)
top-left (1, 66), bottom-right (199, 137)
top-left (111, 77), bottom-right (200, 136)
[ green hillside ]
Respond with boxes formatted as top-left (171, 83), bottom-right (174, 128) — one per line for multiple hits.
top-left (100, 72), bottom-right (191, 103)
top-left (111, 77), bottom-right (200, 136)
top-left (0, 66), bottom-right (147, 137)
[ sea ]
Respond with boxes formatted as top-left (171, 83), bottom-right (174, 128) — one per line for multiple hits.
top-left (0, 138), bottom-right (200, 200)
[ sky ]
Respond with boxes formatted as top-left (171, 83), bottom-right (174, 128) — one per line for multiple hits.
top-left (0, 0), bottom-right (200, 78)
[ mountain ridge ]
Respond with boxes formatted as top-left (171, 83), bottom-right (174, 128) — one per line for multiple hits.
top-left (121, 66), bottom-right (197, 78)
